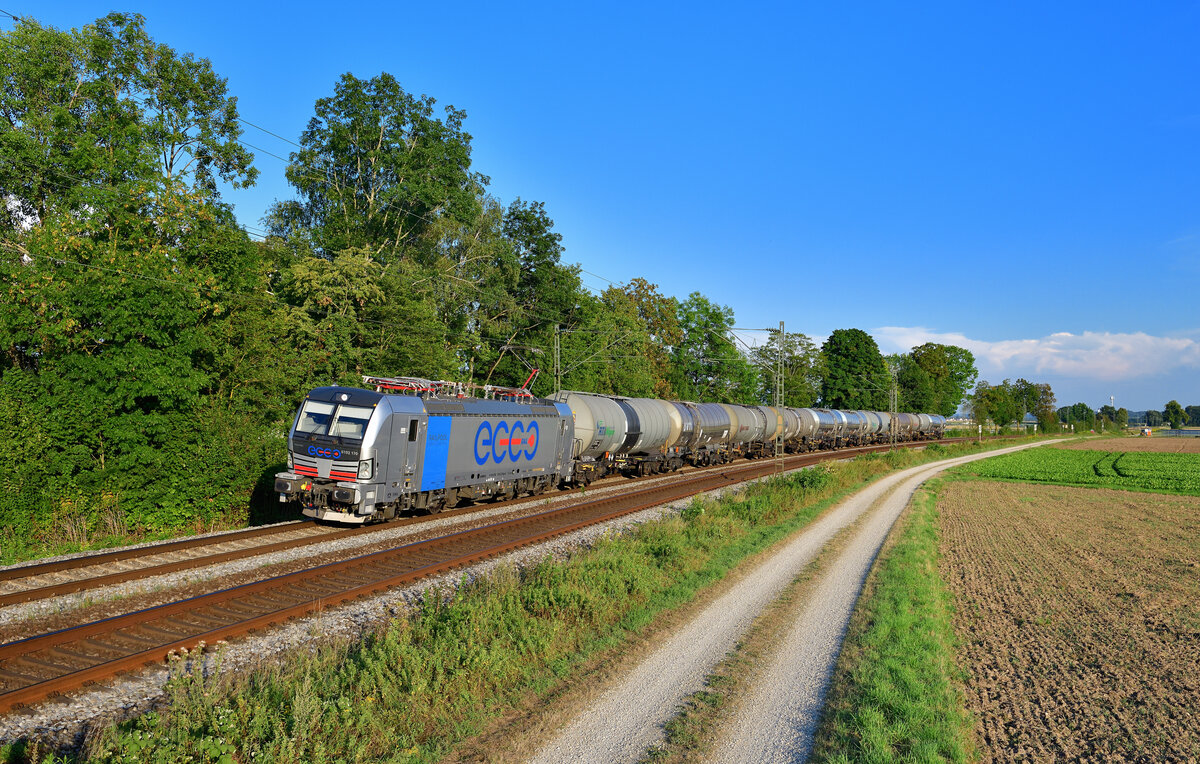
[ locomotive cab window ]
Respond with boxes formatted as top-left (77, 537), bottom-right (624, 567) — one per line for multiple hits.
top-left (295, 401), bottom-right (335, 434)
top-left (294, 401), bottom-right (375, 440)
top-left (329, 405), bottom-right (374, 439)
top-left (408, 419), bottom-right (418, 442)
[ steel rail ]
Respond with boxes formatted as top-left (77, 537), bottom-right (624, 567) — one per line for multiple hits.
top-left (0, 438), bottom-right (972, 713)
top-left (0, 522), bottom-right (317, 583)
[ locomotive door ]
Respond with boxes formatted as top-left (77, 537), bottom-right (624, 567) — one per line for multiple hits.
top-left (405, 418), bottom-right (421, 476)
top-left (557, 419), bottom-right (568, 472)
top-left (392, 416), bottom-right (422, 479)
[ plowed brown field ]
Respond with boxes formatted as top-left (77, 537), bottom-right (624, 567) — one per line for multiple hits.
top-left (939, 480), bottom-right (1200, 762)
top-left (1056, 436), bottom-right (1200, 453)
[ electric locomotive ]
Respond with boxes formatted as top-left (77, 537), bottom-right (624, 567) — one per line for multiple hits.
top-left (273, 377), bottom-right (574, 524)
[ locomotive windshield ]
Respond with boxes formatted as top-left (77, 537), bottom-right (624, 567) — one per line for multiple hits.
top-left (294, 401), bottom-right (375, 440)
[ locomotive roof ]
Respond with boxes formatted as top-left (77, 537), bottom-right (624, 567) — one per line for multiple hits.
top-left (307, 386), bottom-right (567, 416)
top-left (306, 386), bottom-right (384, 407)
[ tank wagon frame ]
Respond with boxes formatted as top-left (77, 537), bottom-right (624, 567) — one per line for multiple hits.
top-left (275, 375), bottom-right (947, 524)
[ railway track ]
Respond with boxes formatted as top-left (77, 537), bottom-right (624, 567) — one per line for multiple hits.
top-left (0, 439), bottom-right (969, 713)
top-left (0, 442), bottom-right (927, 611)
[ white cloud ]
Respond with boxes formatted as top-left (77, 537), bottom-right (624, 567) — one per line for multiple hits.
top-left (872, 327), bottom-right (1200, 382)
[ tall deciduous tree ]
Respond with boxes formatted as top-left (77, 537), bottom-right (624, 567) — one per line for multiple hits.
top-left (669, 293), bottom-right (758, 403)
top-left (618, 278), bottom-right (680, 398)
top-left (820, 329), bottom-right (889, 410)
top-left (266, 72), bottom-right (480, 261)
top-left (1186, 405), bottom-right (1200, 427)
top-left (909, 343), bottom-right (977, 416)
top-left (751, 330), bottom-right (823, 407)
top-left (488, 198), bottom-right (582, 390)
top-left (971, 380), bottom-right (1023, 430)
top-left (1164, 400), bottom-right (1187, 429)
top-left (892, 353), bottom-right (935, 413)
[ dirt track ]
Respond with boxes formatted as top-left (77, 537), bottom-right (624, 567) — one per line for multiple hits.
top-left (939, 481), bottom-right (1200, 761)
top-left (528, 443), bottom-right (1049, 763)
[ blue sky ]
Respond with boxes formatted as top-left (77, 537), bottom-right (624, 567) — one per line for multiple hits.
top-left (12, 2), bottom-right (1199, 411)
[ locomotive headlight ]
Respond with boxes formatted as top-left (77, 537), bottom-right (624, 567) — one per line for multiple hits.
top-left (357, 459), bottom-right (374, 480)
top-left (287, 452), bottom-right (294, 470)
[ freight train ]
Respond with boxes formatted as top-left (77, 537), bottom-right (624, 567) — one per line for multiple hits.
top-left (273, 375), bottom-right (946, 524)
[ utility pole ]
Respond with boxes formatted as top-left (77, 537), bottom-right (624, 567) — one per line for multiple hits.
top-left (553, 325), bottom-right (561, 393)
top-left (775, 321), bottom-right (784, 474)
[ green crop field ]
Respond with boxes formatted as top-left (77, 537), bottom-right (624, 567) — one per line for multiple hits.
top-left (970, 448), bottom-right (1200, 495)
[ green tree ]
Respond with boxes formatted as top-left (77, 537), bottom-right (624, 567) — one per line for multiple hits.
top-left (554, 287), bottom-right (665, 398)
top-left (1145, 409), bottom-right (1163, 427)
top-left (890, 353), bottom-right (935, 413)
top-left (909, 343), bottom-right (977, 416)
top-left (619, 278), bottom-right (680, 398)
top-left (752, 330), bottom-right (823, 407)
top-left (971, 380), bottom-right (1021, 430)
top-left (0, 13), bottom-right (256, 231)
top-left (266, 72), bottom-right (480, 261)
top-left (487, 198), bottom-right (584, 391)
top-left (1186, 405), bottom-right (1200, 427)
top-left (820, 329), bottom-right (889, 410)
top-left (1116, 407), bottom-right (1129, 428)
top-left (669, 293), bottom-right (758, 403)
top-left (1164, 400), bottom-right (1187, 429)
top-left (1032, 383), bottom-right (1057, 433)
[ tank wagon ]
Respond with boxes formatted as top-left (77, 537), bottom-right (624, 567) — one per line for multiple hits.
top-left (274, 375), bottom-right (948, 524)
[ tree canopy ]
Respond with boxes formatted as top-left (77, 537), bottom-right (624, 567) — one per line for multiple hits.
top-left (266, 72), bottom-right (479, 260)
top-left (908, 343), bottom-right (977, 416)
top-left (1164, 400), bottom-right (1187, 429)
top-left (820, 329), bottom-right (889, 410)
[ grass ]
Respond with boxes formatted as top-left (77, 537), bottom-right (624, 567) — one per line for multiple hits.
top-left (810, 478), bottom-right (974, 763)
top-left (3, 437), bottom-right (1036, 764)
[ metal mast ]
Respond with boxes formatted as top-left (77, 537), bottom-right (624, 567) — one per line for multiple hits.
top-left (554, 325), bottom-right (561, 393)
top-left (889, 365), bottom-right (898, 450)
top-left (775, 321), bottom-right (785, 474)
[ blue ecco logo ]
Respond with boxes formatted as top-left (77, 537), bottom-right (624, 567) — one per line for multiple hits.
top-left (474, 421), bottom-right (539, 465)
top-left (307, 446), bottom-right (342, 459)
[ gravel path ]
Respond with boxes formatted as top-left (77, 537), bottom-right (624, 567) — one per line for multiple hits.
top-left (530, 442), bottom-right (1047, 764)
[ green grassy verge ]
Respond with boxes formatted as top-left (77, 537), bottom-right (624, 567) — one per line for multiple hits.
top-left (967, 447), bottom-right (1200, 495)
top-left (811, 478), bottom-right (974, 763)
top-left (6, 439), bottom-right (1033, 764)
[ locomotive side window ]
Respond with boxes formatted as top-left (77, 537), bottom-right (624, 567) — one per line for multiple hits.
top-left (296, 401), bottom-right (335, 434)
top-left (408, 419), bottom-right (418, 442)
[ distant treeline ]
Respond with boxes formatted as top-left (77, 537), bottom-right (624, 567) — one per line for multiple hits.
top-left (0, 13), bottom-right (979, 555)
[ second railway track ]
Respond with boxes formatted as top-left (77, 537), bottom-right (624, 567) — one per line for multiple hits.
top-left (0, 440), bottom-right (966, 714)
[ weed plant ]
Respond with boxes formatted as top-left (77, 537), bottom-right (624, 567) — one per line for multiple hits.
top-left (8, 438), bottom-right (1030, 764)
top-left (811, 479), bottom-right (974, 763)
